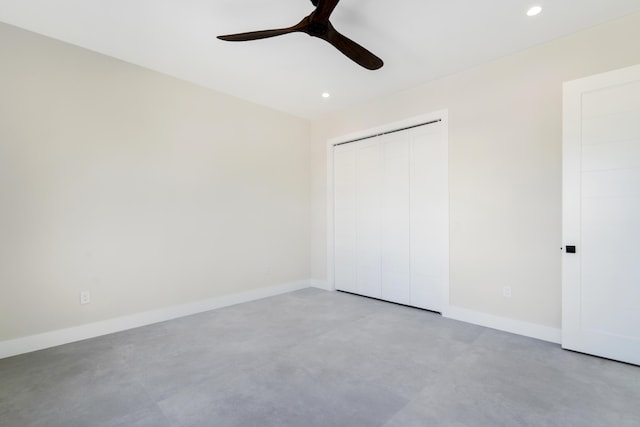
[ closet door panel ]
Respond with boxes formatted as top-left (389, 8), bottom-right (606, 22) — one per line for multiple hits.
top-left (333, 118), bottom-right (448, 311)
top-left (381, 134), bottom-right (412, 305)
top-left (410, 124), bottom-right (448, 311)
top-left (334, 145), bottom-right (358, 294)
top-left (356, 141), bottom-right (383, 298)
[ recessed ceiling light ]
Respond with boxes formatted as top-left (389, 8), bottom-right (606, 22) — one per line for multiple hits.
top-left (322, 92), bottom-right (331, 99)
top-left (527, 6), bottom-right (542, 17)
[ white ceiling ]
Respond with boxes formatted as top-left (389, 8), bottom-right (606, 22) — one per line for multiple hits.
top-left (1, 0), bottom-right (640, 118)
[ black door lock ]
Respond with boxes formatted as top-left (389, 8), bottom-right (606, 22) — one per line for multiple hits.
top-left (566, 245), bottom-right (576, 253)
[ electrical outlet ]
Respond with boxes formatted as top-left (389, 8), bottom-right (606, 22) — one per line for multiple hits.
top-left (80, 291), bottom-right (91, 305)
top-left (503, 286), bottom-right (512, 298)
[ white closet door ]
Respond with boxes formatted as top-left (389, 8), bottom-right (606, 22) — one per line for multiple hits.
top-left (333, 144), bottom-right (358, 294)
top-left (333, 118), bottom-right (448, 311)
top-left (410, 123), bottom-right (448, 312)
top-left (381, 133), bottom-right (411, 305)
top-left (356, 139), bottom-right (383, 299)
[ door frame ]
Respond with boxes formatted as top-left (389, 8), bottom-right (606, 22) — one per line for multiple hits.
top-left (325, 110), bottom-right (450, 309)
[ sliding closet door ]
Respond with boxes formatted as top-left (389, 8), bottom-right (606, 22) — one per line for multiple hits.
top-left (333, 119), bottom-right (448, 312)
top-left (356, 140), bottom-right (384, 299)
top-left (381, 133), bottom-right (411, 305)
top-left (333, 144), bottom-right (358, 294)
top-left (410, 124), bottom-right (448, 311)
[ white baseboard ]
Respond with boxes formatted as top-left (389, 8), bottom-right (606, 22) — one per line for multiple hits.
top-left (443, 305), bottom-right (562, 344)
top-left (308, 280), bottom-right (333, 291)
top-left (0, 282), bottom-right (562, 359)
top-left (0, 280), bottom-right (311, 360)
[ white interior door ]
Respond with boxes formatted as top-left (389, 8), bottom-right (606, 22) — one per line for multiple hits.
top-left (381, 133), bottom-right (411, 305)
top-left (563, 64), bottom-right (640, 366)
top-left (333, 119), bottom-right (448, 312)
top-left (356, 139), bottom-right (383, 299)
top-left (410, 124), bottom-right (449, 311)
top-left (333, 144), bottom-right (358, 295)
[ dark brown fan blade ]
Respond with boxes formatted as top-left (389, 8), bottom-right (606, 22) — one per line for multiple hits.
top-left (314, 0), bottom-right (340, 21)
top-left (217, 26), bottom-right (299, 42)
top-left (319, 23), bottom-right (383, 70)
top-left (218, 0), bottom-right (384, 70)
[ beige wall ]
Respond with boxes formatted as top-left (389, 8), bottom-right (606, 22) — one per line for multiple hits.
top-left (310, 12), bottom-right (640, 329)
top-left (0, 23), bottom-right (311, 341)
top-left (2, 11), bottom-right (639, 343)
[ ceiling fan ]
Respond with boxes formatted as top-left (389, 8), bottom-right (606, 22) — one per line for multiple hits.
top-left (217, 0), bottom-right (384, 70)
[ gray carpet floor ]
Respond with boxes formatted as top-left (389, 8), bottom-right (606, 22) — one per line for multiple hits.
top-left (1, 288), bottom-right (639, 427)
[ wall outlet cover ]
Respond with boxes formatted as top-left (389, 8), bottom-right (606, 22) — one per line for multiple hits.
top-left (80, 291), bottom-right (91, 305)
